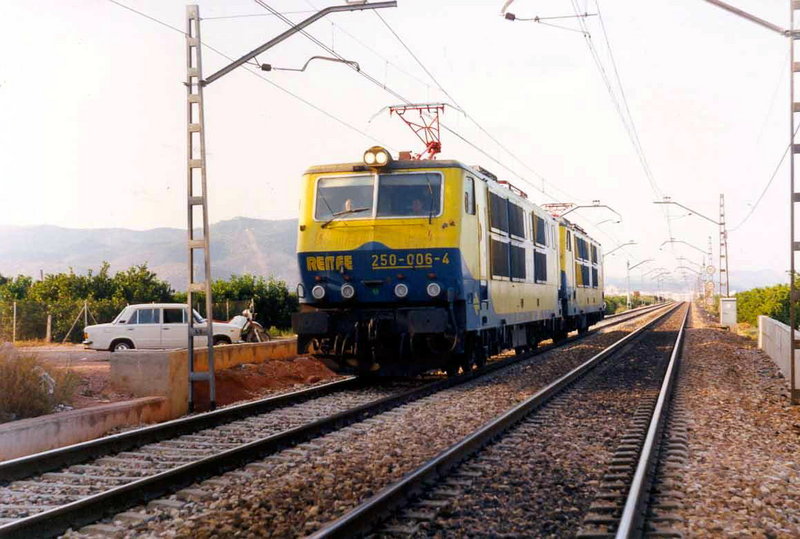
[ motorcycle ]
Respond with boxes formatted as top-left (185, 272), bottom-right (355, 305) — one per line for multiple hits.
top-left (230, 309), bottom-right (270, 343)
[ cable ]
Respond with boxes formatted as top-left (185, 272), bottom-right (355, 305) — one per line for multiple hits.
top-left (572, 0), bottom-right (674, 240)
top-left (729, 123), bottom-right (800, 232)
top-left (202, 10), bottom-right (316, 21)
top-left (253, 0), bottom-right (574, 203)
top-left (372, 11), bottom-right (587, 204)
top-left (105, 0), bottom-right (389, 148)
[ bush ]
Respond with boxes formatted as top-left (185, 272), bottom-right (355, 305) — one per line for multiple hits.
top-left (0, 344), bottom-right (79, 422)
top-left (736, 284), bottom-right (789, 325)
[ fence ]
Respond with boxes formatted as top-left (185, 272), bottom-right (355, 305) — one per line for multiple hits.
top-left (0, 298), bottom-right (271, 344)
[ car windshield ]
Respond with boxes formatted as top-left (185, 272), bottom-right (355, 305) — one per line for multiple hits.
top-left (315, 176), bottom-right (374, 221)
top-left (376, 173), bottom-right (441, 218)
top-left (314, 172), bottom-right (442, 221)
top-left (114, 306), bottom-right (134, 324)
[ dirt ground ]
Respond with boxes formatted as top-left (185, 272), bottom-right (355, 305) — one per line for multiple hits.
top-left (191, 357), bottom-right (341, 410)
top-left (14, 343), bottom-right (340, 412)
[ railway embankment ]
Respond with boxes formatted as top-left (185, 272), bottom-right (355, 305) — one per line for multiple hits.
top-left (665, 304), bottom-right (800, 536)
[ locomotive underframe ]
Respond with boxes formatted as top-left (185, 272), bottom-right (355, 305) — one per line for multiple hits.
top-left (292, 303), bottom-right (604, 376)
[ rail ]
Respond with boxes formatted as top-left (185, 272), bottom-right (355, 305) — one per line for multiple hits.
top-left (0, 302), bottom-right (673, 538)
top-left (308, 302), bottom-right (684, 538)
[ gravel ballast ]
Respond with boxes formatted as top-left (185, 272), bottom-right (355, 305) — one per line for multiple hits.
top-left (667, 305), bottom-right (800, 536)
top-left (73, 309), bottom-right (669, 537)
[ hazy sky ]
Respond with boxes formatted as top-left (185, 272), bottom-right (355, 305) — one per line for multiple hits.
top-left (0, 0), bottom-right (790, 287)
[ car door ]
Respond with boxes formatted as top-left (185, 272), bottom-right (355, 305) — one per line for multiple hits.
top-left (128, 307), bottom-right (161, 348)
top-left (161, 307), bottom-right (188, 349)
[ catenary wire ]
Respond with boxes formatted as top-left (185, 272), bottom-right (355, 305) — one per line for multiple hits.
top-left (729, 123), bottom-right (800, 232)
top-left (105, 0), bottom-right (391, 149)
top-left (253, 0), bottom-right (577, 203)
top-left (372, 10), bottom-right (588, 204)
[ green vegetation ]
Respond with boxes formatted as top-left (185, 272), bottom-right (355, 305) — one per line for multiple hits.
top-left (0, 345), bottom-right (79, 422)
top-left (604, 294), bottom-right (657, 314)
top-left (735, 283), bottom-right (789, 325)
top-left (0, 265), bottom-right (297, 342)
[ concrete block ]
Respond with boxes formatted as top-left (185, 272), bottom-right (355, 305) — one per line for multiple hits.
top-left (110, 338), bottom-right (299, 418)
top-left (757, 315), bottom-right (800, 393)
top-left (0, 396), bottom-right (169, 461)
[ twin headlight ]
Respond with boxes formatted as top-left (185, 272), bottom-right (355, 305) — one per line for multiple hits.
top-left (363, 146), bottom-right (391, 167)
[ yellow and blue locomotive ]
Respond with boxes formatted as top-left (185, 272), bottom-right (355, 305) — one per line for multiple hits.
top-left (291, 147), bottom-right (605, 376)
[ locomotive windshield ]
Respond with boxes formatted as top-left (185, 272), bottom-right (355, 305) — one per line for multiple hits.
top-left (314, 172), bottom-right (442, 221)
top-left (315, 176), bottom-right (374, 221)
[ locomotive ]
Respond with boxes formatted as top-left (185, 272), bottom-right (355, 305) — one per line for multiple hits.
top-left (291, 146), bottom-right (605, 376)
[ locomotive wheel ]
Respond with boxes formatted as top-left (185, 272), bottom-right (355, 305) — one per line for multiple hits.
top-left (475, 346), bottom-right (487, 369)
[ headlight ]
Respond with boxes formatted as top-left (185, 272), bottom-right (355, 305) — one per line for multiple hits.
top-left (375, 150), bottom-right (389, 165)
top-left (297, 283), bottom-right (306, 298)
top-left (341, 283), bottom-right (355, 299)
top-left (426, 282), bottom-right (442, 297)
top-left (394, 283), bottom-right (409, 298)
top-left (364, 146), bottom-right (391, 167)
top-left (311, 285), bottom-right (326, 300)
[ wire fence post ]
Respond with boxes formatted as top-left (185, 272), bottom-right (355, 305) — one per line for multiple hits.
top-left (46, 314), bottom-right (52, 343)
top-left (12, 301), bottom-right (17, 344)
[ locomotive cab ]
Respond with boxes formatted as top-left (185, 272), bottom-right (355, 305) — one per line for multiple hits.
top-left (292, 149), bottom-right (474, 375)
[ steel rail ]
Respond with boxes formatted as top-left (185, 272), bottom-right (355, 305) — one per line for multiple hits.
top-left (0, 301), bottom-right (665, 484)
top-left (308, 302), bottom-right (685, 538)
top-left (0, 376), bottom-right (361, 483)
top-left (615, 304), bottom-right (689, 538)
top-left (0, 303), bottom-right (671, 538)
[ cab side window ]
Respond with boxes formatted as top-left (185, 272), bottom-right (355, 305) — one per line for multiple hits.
top-left (464, 176), bottom-right (476, 215)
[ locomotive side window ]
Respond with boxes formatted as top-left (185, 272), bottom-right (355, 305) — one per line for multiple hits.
top-left (591, 244), bottom-right (598, 263)
top-left (464, 176), bottom-right (476, 215)
top-left (566, 230), bottom-right (572, 251)
top-left (533, 214), bottom-right (546, 247)
top-left (534, 251), bottom-right (547, 282)
top-left (315, 176), bottom-right (374, 221)
top-left (592, 267), bottom-right (599, 288)
top-left (490, 238), bottom-right (510, 278)
top-left (489, 192), bottom-right (509, 233)
top-left (510, 244), bottom-right (526, 280)
top-left (508, 203), bottom-right (525, 239)
top-left (376, 173), bottom-right (442, 218)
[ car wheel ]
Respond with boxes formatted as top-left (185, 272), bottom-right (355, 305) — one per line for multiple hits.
top-left (213, 336), bottom-right (231, 346)
top-left (111, 340), bottom-right (134, 352)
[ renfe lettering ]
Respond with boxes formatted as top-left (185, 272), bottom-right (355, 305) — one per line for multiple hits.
top-left (306, 254), bottom-right (353, 272)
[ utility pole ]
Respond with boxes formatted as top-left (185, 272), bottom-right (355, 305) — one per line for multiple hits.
top-left (719, 194), bottom-right (730, 297)
top-left (698, 0), bottom-right (798, 403)
top-left (183, 2), bottom-right (396, 412)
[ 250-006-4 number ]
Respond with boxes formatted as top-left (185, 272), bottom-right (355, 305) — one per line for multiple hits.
top-left (371, 252), bottom-right (449, 269)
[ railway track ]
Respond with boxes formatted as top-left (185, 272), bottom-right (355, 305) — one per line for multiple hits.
top-left (0, 302), bottom-right (670, 538)
top-left (310, 302), bottom-right (688, 538)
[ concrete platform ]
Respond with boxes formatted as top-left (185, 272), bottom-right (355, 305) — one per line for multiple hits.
top-left (0, 396), bottom-right (169, 461)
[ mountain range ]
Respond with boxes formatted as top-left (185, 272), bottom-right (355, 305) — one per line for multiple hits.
top-left (0, 218), bottom-right (786, 293)
top-left (0, 218), bottom-right (299, 290)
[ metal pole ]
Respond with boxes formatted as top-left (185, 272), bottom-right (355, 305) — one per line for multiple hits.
top-left (791, 0), bottom-right (798, 404)
top-left (626, 260), bottom-right (631, 309)
top-left (12, 301), bottom-right (16, 344)
top-left (84, 299), bottom-right (88, 330)
top-left (46, 314), bottom-right (52, 344)
top-left (203, 1), bottom-right (398, 86)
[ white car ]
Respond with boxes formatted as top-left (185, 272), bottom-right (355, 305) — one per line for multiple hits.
top-left (82, 303), bottom-right (242, 352)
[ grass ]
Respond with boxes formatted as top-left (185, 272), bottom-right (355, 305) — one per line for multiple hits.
top-left (0, 345), bottom-right (80, 423)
